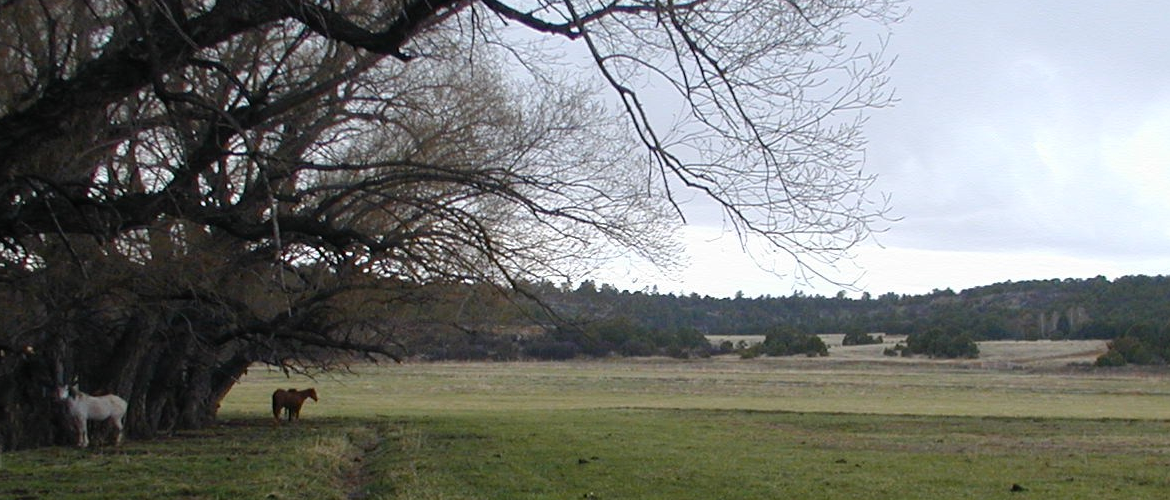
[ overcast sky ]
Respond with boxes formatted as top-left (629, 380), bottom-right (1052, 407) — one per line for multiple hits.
top-left (597, 0), bottom-right (1170, 298)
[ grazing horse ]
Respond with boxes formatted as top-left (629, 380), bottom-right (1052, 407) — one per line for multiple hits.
top-left (271, 388), bottom-right (318, 424)
top-left (55, 384), bottom-right (128, 448)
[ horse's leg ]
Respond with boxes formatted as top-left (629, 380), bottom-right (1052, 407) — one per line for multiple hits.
top-left (111, 415), bottom-right (124, 446)
top-left (76, 417), bottom-right (89, 448)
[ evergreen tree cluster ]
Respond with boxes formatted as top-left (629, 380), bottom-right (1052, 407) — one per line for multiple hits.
top-left (758, 327), bottom-right (829, 357)
top-left (842, 331), bottom-right (884, 346)
top-left (406, 275), bottom-right (1170, 363)
top-left (1095, 323), bottom-right (1170, 367)
top-left (905, 328), bottom-right (979, 359)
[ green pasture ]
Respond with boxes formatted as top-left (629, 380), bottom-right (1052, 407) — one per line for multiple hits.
top-left (4, 358), bottom-right (1170, 499)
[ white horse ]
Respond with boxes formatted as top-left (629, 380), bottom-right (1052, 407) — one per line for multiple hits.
top-left (55, 384), bottom-right (128, 448)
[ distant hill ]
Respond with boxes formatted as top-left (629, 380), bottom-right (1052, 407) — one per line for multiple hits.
top-left (529, 275), bottom-right (1170, 341)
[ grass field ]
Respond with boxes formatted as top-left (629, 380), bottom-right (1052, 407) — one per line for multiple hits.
top-left (4, 341), bottom-right (1170, 499)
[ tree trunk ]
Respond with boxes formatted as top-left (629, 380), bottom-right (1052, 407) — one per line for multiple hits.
top-left (0, 313), bottom-right (253, 450)
top-left (0, 354), bottom-right (70, 450)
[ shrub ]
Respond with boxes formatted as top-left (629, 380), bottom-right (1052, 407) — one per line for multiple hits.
top-left (760, 326), bottom-right (828, 357)
top-left (842, 331), bottom-right (883, 346)
top-left (906, 328), bottom-right (979, 359)
top-left (619, 338), bottom-right (655, 357)
top-left (1097, 336), bottom-right (1164, 366)
top-left (1095, 349), bottom-right (1127, 367)
top-left (523, 340), bottom-right (582, 360)
top-left (716, 340), bottom-right (735, 354)
top-left (882, 342), bottom-right (910, 357)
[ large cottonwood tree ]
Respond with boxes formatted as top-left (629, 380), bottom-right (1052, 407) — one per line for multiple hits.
top-left (0, 0), bottom-right (901, 449)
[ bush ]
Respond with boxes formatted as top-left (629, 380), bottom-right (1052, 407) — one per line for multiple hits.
top-left (523, 340), bottom-right (582, 360)
top-left (716, 340), bottom-right (735, 354)
top-left (1097, 336), bottom-right (1164, 366)
top-left (906, 328), bottom-right (979, 359)
top-left (428, 344), bottom-right (491, 361)
top-left (665, 345), bottom-right (692, 359)
top-left (1094, 349), bottom-right (1127, 367)
top-left (760, 326), bottom-right (828, 357)
top-left (619, 338), bottom-right (655, 357)
top-left (1112, 336), bottom-right (1158, 364)
top-left (842, 331), bottom-right (883, 346)
top-left (567, 317), bottom-right (711, 358)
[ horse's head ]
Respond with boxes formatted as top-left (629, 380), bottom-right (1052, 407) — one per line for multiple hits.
top-left (307, 388), bottom-right (318, 402)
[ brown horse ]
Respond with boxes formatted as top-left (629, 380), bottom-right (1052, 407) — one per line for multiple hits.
top-left (271, 388), bottom-right (318, 424)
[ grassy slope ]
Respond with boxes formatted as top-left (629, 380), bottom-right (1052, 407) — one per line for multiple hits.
top-left (4, 346), bottom-right (1170, 499)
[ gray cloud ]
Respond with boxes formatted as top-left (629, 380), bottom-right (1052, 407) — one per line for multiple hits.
top-left (598, 0), bottom-right (1170, 297)
top-left (865, 0), bottom-right (1170, 260)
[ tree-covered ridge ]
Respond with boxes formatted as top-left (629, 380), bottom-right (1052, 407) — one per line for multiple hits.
top-left (397, 275), bottom-right (1169, 362)
top-left (531, 275), bottom-right (1170, 341)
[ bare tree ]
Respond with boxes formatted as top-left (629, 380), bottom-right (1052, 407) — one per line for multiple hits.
top-left (0, 0), bottom-right (901, 449)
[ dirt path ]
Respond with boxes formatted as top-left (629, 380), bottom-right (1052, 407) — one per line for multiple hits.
top-left (340, 425), bottom-right (384, 500)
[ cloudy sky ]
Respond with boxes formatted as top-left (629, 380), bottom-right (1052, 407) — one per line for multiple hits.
top-left (598, 0), bottom-right (1170, 298)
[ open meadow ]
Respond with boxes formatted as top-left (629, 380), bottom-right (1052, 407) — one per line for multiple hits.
top-left (4, 340), bottom-right (1170, 499)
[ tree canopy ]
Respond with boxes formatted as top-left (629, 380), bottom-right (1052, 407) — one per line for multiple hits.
top-left (0, 0), bottom-right (902, 449)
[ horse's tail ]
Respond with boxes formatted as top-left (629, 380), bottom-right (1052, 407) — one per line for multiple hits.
top-left (272, 391), bottom-right (283, 422)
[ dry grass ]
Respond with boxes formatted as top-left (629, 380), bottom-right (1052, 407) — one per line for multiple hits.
top-left (712, 335), bottom-right (1110, 370)
top-left (220, 340), bottom-right (1165, 421)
